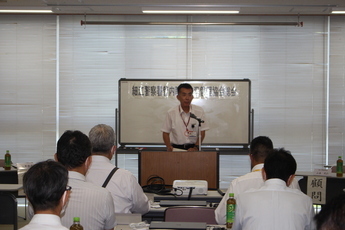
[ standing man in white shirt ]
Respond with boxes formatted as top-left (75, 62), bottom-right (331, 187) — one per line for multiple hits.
top-left (233, 148), bottom-right (315, 230)
top-left (86, 124), bottom-right (150, 214)
top-left (20, 160), bottom-right (70, 230)
top-left (55, 130), bottom-right (116, 230)
top-left (161, 83), bottom-right (209, 151)
top-left (215, 136), bottom-right (300, 225)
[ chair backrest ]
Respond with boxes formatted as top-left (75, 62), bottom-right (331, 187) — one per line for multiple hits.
top-left (164, 206), bottom-right (217, 225)
top-left (115, 213), bottom-right (142, 225)
top-left (0, 192), bottom-right (18, 230)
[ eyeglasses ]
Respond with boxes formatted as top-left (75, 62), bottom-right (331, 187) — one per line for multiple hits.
top-left (66, 185), bottom-right (72, 191)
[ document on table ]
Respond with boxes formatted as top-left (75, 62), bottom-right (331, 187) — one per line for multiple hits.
top-left (173, 148), bottom-right (187, 151)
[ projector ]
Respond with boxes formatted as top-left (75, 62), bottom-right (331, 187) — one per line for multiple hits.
top-left (173, 180), bottom-right (208, 195)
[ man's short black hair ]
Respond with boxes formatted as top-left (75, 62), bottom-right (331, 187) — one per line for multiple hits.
top-left (23, 160), bottom-right (68, 212)
top-left (56, 130), bottom-right (91, 169)
top-left (177, 83), bottom-right (193, 94)
top-left (264, 148), bottom-right (297, 183)
top-left (314, 193), bottom-right (345, 230)
top-left (250, 136), bottom-right (273, 162)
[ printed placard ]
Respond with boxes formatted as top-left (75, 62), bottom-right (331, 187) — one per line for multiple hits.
top-left (313, 168), bottom-right (332, 176)
top-left (307, 176), bottom-right (327, 204)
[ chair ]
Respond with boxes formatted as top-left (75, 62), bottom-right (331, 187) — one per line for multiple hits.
top-left (164, 206), bottom-right (217, 224)
top-left (0, 192), bottom-right (18, 230)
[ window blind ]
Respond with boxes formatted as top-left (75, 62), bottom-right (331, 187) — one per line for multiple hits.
top-left (0, 14), bottom-right (341, 189)
top-left (0, 15), bottom-right (56, 163)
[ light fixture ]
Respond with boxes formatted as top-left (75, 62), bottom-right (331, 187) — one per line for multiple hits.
top-left (331, 8), bottom-right (345, 14)
top-left (81, 20), bottom-right (303, 27)
top-left (142, 7), bottom-right (239, 14)
top-left (0, 7), bottom-right (53, 13)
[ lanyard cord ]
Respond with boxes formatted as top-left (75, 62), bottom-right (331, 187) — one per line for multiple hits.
top-left (179, 107), bottom-right (191, 131)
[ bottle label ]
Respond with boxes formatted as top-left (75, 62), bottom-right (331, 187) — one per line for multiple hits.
top-left (337, 161), bottom-right (343, 173)
top-left (226, 204), bottom-right (236, 223)
top-left (5, 155), bottom-right (11, 167)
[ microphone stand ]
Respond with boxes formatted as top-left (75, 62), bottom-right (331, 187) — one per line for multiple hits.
top-left (190, 113), bottom-right (204, 151)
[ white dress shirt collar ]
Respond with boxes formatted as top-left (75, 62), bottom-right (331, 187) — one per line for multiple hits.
top-left (91, 155), bottom-right (111, 163)
top-left (251, 163), bottom-right (264, 172)
top-left (30, 214), bottom-right (65, 226)
top-left (263, 178), bottom-right (288, 188)
top-left (68, 171), bottom-right (86, 182)
top-left (179, 104), bottom-right (194, 115)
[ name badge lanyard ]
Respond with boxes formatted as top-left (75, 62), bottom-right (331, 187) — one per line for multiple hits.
top-left (179, 107), bottom-right (191, 137)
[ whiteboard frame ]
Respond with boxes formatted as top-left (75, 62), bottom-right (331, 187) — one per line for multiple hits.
top-left (118, 78), bottom-right (251, 147)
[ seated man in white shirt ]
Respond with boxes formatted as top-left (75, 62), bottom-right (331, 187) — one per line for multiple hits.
top-left (55, 130), bottom-right (116, 230)
top-left (86, 124), bottom-right (150, 214)
top-left (215, 136), bottom-right (300, 225)
top-left (20, 160), bottom-right (70, 230)
top-left (233, 148), bottom-right (315, 230)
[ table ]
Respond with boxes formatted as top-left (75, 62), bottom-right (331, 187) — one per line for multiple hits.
top-left (0, 184), bottom-right (23, 191)
top-left (153, 190), bottom-right (223, 203)
top-left (143, 191), bottom-right (223, 223)
top-left (297, 171), bottom-right (345, 205)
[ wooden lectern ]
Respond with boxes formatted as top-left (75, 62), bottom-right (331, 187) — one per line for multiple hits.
top-left (139, 151), bottom-right (219, 189)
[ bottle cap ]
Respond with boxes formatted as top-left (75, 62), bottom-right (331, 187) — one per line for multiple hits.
top-left (339, 156), bottom-right (342, 158)
top-left (229, 193), bottom-right (234, 197)
top-left (73, 217), bottom-right (80, 222)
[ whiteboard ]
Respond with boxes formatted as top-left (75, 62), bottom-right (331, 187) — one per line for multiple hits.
top-left (118, 79), bottom-right (251, 146)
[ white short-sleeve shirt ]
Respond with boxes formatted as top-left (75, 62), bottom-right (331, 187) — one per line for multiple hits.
top-left (20, 214), bottom-right (68, 230)
top-left (233, 179), bottom-right (315, 230)
top-left (215, 163), bottom-right (301, 225)
top-left (161, 104), bottom-right (209, 145)
top-left (60, 171), bottom-right (116, 230)
top-left (86, 155), bottom-right (150, 214)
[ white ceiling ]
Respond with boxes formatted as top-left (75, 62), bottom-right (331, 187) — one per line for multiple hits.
top-left (0, 0), bottom-right (345, 15)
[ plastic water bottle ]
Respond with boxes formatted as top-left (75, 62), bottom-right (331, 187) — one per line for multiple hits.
top-left (70, 217), bottom-right (83, 230)
top-left (226, 193), bottom-right (236, 229)
top-left (337, 156), bottom-right (343, 177)
top-left (4, 150), bottom-right (11, 170)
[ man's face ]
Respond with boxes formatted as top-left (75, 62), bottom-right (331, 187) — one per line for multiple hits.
top-left (177, 87), bottom-right (193, 107)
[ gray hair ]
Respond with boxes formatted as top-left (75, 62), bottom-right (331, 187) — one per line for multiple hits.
top-left (89, 124), bottom-right (115, 153)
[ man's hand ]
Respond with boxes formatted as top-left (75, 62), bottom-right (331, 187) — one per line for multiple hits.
top-left (187, 146), bottom-right (199, 152)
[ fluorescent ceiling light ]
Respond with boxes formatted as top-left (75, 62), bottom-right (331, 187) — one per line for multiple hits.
top-left (143, 10), bottom-right (239, 14)
top-left (332, 11), bottom-right (345, 14)
top-left (0, 10), bottom-right (52, 13)
top-left (142, 7), bottom-right (239, 14)
top-left (331, 8), bottom-right (345, 14)
top-left (0, 7), bottom-right (53, 13)
top-left (81, 20), bottom-right (303, 27)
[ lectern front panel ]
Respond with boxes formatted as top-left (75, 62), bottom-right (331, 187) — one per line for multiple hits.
top-left (139, 151), bottom-right (219, 189)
